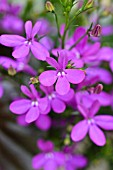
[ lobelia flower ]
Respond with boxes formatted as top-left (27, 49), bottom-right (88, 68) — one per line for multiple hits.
top-left (39, 50), bottom-right (85, 95)
top-left (0, 20), bottom-right (50, 60)
top-left (71, 100), bottom-right (113, 146)
top-left (9, 84), bottom-right (48, 123)
top-left (63, 146), bottom-right (87, 170)
top-left (0, 56), bottom-right (36, 76)
top-left (17, 114), bottom-right (52, 131)
top-left (40, 85), bottom-right (74, 114)
top-left (65, 27), bottom-right (101, 66)
top-left (75, 90), bottom-right (111, 108)
top-left (32, 139), bottom-right (65, 170)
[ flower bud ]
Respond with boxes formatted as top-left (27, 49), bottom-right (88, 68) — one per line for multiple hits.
top-left (45, 1), bottom-right (54, 12)
top-left (8, 65), bottom-right (16, 76)
top-left (85, 0), bottom-right (94, 8)
top-left (91, 24), bottom-right (102, 37)
top-left (30, 77), bottom-right (39, 84)
top-left (94, 84), bottom-right (103, 94)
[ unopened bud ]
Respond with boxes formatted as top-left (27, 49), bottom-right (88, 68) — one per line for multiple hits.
top-left (8, 65), bottom-right (16, 76)
top-left (85, 0), bottom-right (94, 8)
top-left (30, 77), bottom-right (39, 84)
top-left (88, 84), bottom-right (103, 94)
top-left (45, 1), bottom-right (54, 12)
top-left (94, 84), bottom-right (103, 94)
top-left (91, 24), bottom-right (102, 37)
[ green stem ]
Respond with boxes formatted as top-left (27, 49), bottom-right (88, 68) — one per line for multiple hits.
top-left (54, 12), bottom-right (61, 38)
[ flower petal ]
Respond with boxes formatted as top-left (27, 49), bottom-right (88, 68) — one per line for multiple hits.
top-left (44, 160), bottom-right (57, 170)
top-left (57, 88), bottom-right (74, 102)
top-left (32, 154), bottom-right (45, 169)
top-left (39, 70), bottom-right (57, 86)
top-left (94, 115), bottom-right (113, 130)
top-left (35, 115), bottom-right (51, 131)
top-left (21, 85), bottom-right (33, 98)
top-left (89, 100), bottom-right (100, 117)
top-left (0, 56), bottom-right (17, 69)
top-left (25, 106), bottom-right (39, 123)
top-left (12, 45), bottom-right (30, 58)
top-left (31, 41), bottom-right (49, 61)
top-left (89, 124), bottom-right (106, 146)
top-left (0, 35), bottom-right (25, 47)
top-left (66, 69), bottom-right (85, 84)
top-left (32, 21), bottom-right (42, 37)
top-left (38, 97), bottom-right (48, 113)
top-left (71, 120), bottom-right (89, 142)
top-left (9, 99), bottom-right (31, 114)
top-left (58, 50), bottom-right (68, 69)
top-left (25, 20), bottom-right (32, 39)
top-left (77, 104), bottom-right (89, 118)
top-left (56, 77), bottom-right (70, 95)
top-left (51, 98), bottom-right (66, 113)
top-left (46, 57), bottom-right (59, 69)
top-left (83, 42), bottom-right (100, 56)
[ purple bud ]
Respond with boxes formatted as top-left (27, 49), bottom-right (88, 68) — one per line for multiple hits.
top-left (94, 84), bottom-right (103, 94)
top-left (91, 24), bottom-right (102, 37)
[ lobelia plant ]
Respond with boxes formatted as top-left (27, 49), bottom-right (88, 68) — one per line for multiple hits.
top-left (0, 0), bottom-right (113, 170)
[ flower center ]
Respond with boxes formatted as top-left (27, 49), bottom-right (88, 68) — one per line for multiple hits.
top-left (57, 71), bottom-right (66, 77)
top-left (24, 38), bottom-right (32, 46)
top-left (45, 152), bottom-right (54, 159)
top-left (88, 118), bottom-right (95, 125)
top-left (48, 93), bottom-right (56, 100)
top-left (31, 100), bottom-right (38, 107)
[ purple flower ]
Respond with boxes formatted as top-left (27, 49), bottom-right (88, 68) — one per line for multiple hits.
top-left (0, 20), bottom-right (50, 60)
top-left (0, 56), bottom-right (36, 76)
top-left (32, 139), bottom-right (65, 170)
top-left (71, 100), bottom-right (113, 146)
top-left (9, 84), bottom-right (48, 123)
top-left (17, 114), bottom-right (52, 131)
top-left (65, 27), bottom-right (101, 66)
top-left (40, 85), bottom-right (74, 114)
top-left (39, 50), bottom-right (85, 95)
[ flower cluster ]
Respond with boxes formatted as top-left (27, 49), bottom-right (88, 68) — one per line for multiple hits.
top-left (0, 0), bottom-right (113, 170)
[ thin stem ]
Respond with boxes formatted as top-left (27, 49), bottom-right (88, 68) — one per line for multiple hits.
top-left (54, 12), bottom-right (61, 38)
top-left (69, 23), bottom-right (93, 50)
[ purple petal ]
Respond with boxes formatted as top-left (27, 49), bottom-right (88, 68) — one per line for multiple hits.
top-left (71, 120), bottom-right (89, 142)
top-left (77, 104), bottom-right (89, 118)
top-left (89, 124), bottom-right (106, 146)
top-left (46, 57), bottom-right (59, 69)
top-left (57, 88), bottom-right (74, 102)
top-left (12, 45), bottom-right (30, 58)
top-left (25, 20), bottom-right (32, 39)
top-left (44, 160), bottom-right (57, 170)
top-left (32, 154), bottom-right (45, 169)
top-left (9, 99), bottom-right (31, 114)
top-left (25, 106), bottom-right (39, 123)
top-left (56, 77), bottom-right (70, 95)
top-left (72, 155), bottom-right (87, 168)
top-left (40, 85), bottom-right (54, 95)
top-left (21, 85), bottom-right (33, 98)
top-left (83, 42), bottom-right (100, 56)
top-left (66, 69), bottom-right (85, 84)
top-left (0, 56), bottom-right (17, 69)
top-left (51, 98), bottom-right (66, 113)
top-left (0, 35), bottom-right (25, 47)
top-left (35, 115), bottom-right (51, 131)
top-left (54, 152), bottom-right (65, 165)
top-left (39, 70), bottom-right (57, 86)
top-left (32, 21), bottom-right (42, 37)
top-left (30, 84), bottom-right (39, 98)
top-left (37, 139), bottom-right (54, 152)
top-left (89, 100), bottom-right (100, 117)
top-left (31, 41), bottom-right (49, 61)
top-left (58, 50), bottom-right (68, 69)
top-left (38, 97), bottom-right (48, 113)
top-left (94, 115), bottom-right (113, 130)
